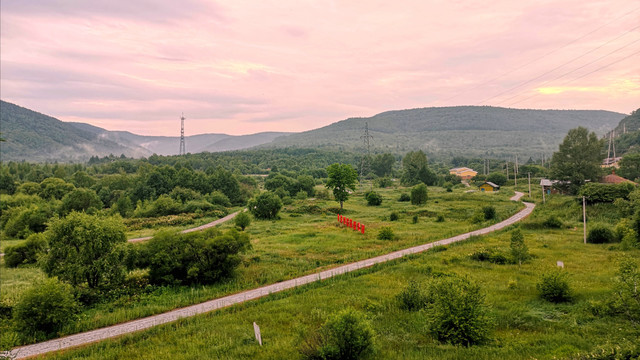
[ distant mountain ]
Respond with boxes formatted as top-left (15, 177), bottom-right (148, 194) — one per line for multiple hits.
top-left (608, 109), bottom-right (640, 155)
top-left (611, 108), bottom-right (640, 135)
top-left (0, 100), bottom-right (291, 162)
top-left (264, 106), bottom-right (626, 158)
top-left (0, 101), bottom-right (148, 162)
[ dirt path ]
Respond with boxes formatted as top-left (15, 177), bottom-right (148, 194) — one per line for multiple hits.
top-left (127, 210), bottom-right (243, 243)
top-left (3, 193), bottom-right (534, 359)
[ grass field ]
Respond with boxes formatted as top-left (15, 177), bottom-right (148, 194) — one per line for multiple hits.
top-left (0, 185), bottom-right (522, 349)
top-left (41, 209), bottom-right (640, 359)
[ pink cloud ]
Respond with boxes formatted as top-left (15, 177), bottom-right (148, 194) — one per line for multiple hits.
top-left (1, 0), bottom-right (638, 136)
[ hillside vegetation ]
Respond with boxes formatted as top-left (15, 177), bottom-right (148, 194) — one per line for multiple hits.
top-left (266, 106), bottom-right (624, 158)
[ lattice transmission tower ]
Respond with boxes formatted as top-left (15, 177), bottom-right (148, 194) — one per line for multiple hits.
top-left (359, 122), bottom-right (373, 183)
top-left (179, 113), bottom-right (186, 156)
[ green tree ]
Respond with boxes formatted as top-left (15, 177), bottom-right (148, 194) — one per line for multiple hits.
top-left (612, 256), bottom-right (640, 323)
top-left (13, 278), bottom-right (78, 339)
top-left (325, 163), bottom-right (358, 210)
top-left (401, 150), bottom-right (431, 186)
top-left (42, 212), bottom-right (127, 289)
top-left (618, 153), bottom-right (640, 181)
top-left (371, 153), bottom-right (396, 177)
top-left (510, 229), bottom-right (528, 267)
top-left (486, 172), bottom-right (507, 186)
top-left (234, 211), bottom-right (251, 230)
top-left (59, 188), bottom-right (103, 215)
top-left (425, 276), bottom-right (493, 346)
top-left (248, 191), bottom-right (283, 219)
top-left (411, 183), bottom-right (428, 205)
top-left (39, 177), bottom-right (76, 200)
top-left (550, 127), bottom-right (603, 194)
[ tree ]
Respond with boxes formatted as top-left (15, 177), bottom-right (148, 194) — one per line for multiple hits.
top-left (59, 188), bottom-right (103, 215)
top-left (510, 229), bottom-right (528, 267)
top-left (551, 127), bottom-right (603, 194)
top-left (371, 153), bottom-right (396, 177)
top-left (13, 278), bottom-right (78, 339)
top-left (248, 191), bottom-right (282, 219)
top-left (401, 150), bottom-right (431, 186)
top-left (234, 211), bottom-right (251, 230)
top-left (39, 177), bottom-right (76, 200)
top-left (411, 183), bottom-right (428, 205)
top-left (326, 163), bottom-right (358, 210)
top-left (618, 153), bottom-right (640, 181)
top-left (42, 212), bottom-right (127, 289)
top-left (486, 172), bottom-right (507, 186)
top-left (425, 276), bottom-right (493, 346)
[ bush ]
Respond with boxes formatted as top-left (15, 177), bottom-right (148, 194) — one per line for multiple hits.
top-left (300, 308), bottom-right (375, 360)
top-left (469, 248), bottom-right (509, 264)
top-left (13, 278), bottom-right (78, 339)
top-left (378, 226), bottom-right (395, 240)
top-left (397, 281), bottom-right (427, 311)
top-left (411, 184), bottom-right (428, 205)
top-left (611, 257), bottom-right (640, 323)
top-left (579, 182), bottom-right (635, 204)
top-left (425, 276), bottom-right (492, 346)
top-left (537, 270), bottom-right (572, 303)
top-left (365, 191), bottom-right (382, 206)
top-left (412, 215), bottom-right (418, 224)
top-left (145, 228), bottom-right (251, 286)
top-left (59, 188), bottom-right (103, 215)
top-left (486, 172), bottom-right (507, 186)
top-left (389, 212), bottom-right (399, 221)
top-left (587, 224), bottom-right (616, 244)
top-left (510, 229), bottom-right (528, 266)
top-left (376, 177), bottom-right (393, 188)
top-left (482, 206), bottom-right (496, 220)
top-left (208, 191), bottom-right (231, 207)
top-left (315, 189), bottom-right (330, 200)
top-left (3, 233), bottom-right (47, 268)
top-left (435, 214), bottom-right (445, 222)
top-left (398, 193), bottom-right (411, 202)
top-left (296, 190), bottom-right (308, 200)
top-left (183, 199), bottom-right (217, 213)
top-left (234, 211), bottom-right (251, 231)
top-left (248, 191), bottom-right (283, 220)
top-left (3, 204), bottom-right (54, 239)
top-left (542, 215), bottom-right (563, 229)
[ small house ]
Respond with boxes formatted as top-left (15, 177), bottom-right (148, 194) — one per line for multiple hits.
top-left (479, 182), bottom-right (500, 192)
top-left (449, 167), bottom-right (478, 180)
top-left (601, 171), bottom-right (637, 185)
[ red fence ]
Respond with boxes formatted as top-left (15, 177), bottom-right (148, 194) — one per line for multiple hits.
top-left (337, 214), bottom-right (365, 234)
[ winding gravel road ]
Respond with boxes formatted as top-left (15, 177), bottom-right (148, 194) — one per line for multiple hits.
top-left (3, 192), bottom-right (533, 359)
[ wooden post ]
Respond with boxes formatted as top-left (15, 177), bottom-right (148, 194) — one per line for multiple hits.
top-left (583, 196), bottom-right (587, 244)
top-left (542, 185), bottom-right (546, 204)
top-left (253, 322), bottom-right (262, 346)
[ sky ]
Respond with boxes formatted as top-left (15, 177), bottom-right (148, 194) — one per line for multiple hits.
top-left (1, 0), bottom-right (639, 136)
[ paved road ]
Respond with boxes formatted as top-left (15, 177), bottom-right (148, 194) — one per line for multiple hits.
top-left (127, 210), bottom-right (243, 243)
top-left (3, 192), bottom-right (533, 359)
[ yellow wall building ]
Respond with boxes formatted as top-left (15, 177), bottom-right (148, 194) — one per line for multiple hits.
top-left (479, 182), bottom-right (500, 192)
top-left (449, 167), bottom-right (478, 180)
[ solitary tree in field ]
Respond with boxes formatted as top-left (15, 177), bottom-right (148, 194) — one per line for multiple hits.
top-left (326, 163), bottom-right (358, 211)
top-left (551, 127), bottom-right (603, 194)
top-left (510, 229), bottom-right (528, 267)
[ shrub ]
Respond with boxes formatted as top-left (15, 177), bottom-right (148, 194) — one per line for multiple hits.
top-left (234, 212), bottom-right (251, 231)
top-left (296, 190), bottom-right (308, 200)
top-left (412, 215), bottom-right (418, 224)
top-left (397, 281), bottom-right (427, 311)
top-left (145, 228), bottom-right (251, 286)
top-left (537, 270), bottom-right (572, 303)
top-left (13, 278), bottom-right (78, 339)
top-left (3, 204), bottom-right (54, 239)
top-left (469, 248), bottom-right (508, 264)
top-left (376, 177), bottom-right (393, 188)
top-left (587, 224), bottom-right (616, 244)
top-left (378, 226), bottom-right (395, 240)
top-left (579, 182), bottom-right (635, 204)
top-left (4, 233), bottom-right (47, 268)
top-left (486, 172), bottom-right (507, 186)
top-left (482, 206), bottom-right (496, 220)
top-left (300, 308), bottom-right (375, 360)
top-left (510, 229), bottom-right (528, 266)
top-left (398, 193), bottom-right (411, 202)
top-left (183, 199), bottom-right (217, 213)
top-left (611, 257), bottom-right (640, 323)
top-left (169, 187), bottom-right (201, 203)
top-left (411, 184), bottom-right (428, 205)
top-left (365, 191), bottom-right (382, 206)
top-left (208, 191), bottom-right (232, 207)
top-left (248, 191), bottom-right (283, 220)
top-left (436, 214), bottom-right (445, 222)
top-left (542, 215), bottom-right (563, 229)
top-left (59, 188), bottom-right (103, 215)
top-left (425, 276), bottom-right (492, 346)
top-left (389, 212), bottom-right (399, 221)
top-left (315, 189), bottom-right (330, 200)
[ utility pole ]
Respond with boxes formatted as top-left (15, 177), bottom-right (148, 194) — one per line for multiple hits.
top-left (528, 172), bottom-right (531, 198)
top-left (514, 155), bottom-right (518, 189)
top-left (506, 159), bottom-right (509, 180)
top-left (359, 122), bottom-right (373, 187)
top-left (542, 184), bottom-right (546, 204)
top-left (179, 113), bottom-right (186, 156)
top-left (583, 196), bottom-right (587, 244)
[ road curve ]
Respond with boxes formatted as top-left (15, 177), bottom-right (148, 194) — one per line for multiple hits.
top-left (127, 210), bottom-right (243, 243)
top-left (3, 192), bottom-right (534, 359)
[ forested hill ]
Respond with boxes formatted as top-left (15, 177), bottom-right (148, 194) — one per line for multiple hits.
top-left (0, 100), bottom-right (149, 162)
top-left (264, 106), bottom-right (625, 158)
top-left (0, 100), bottom-right (290, 162)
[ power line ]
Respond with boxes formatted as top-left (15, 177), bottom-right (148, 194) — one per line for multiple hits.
top-left (494, 35), bottom-right (640, 106)
top-left (436, 5), bottom-right (640, 105)
top-left (507, 48), bottom-right (640, 107)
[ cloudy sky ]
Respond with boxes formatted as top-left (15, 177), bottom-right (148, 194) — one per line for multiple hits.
top-left (1, 0), bottom-right (639, 136)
